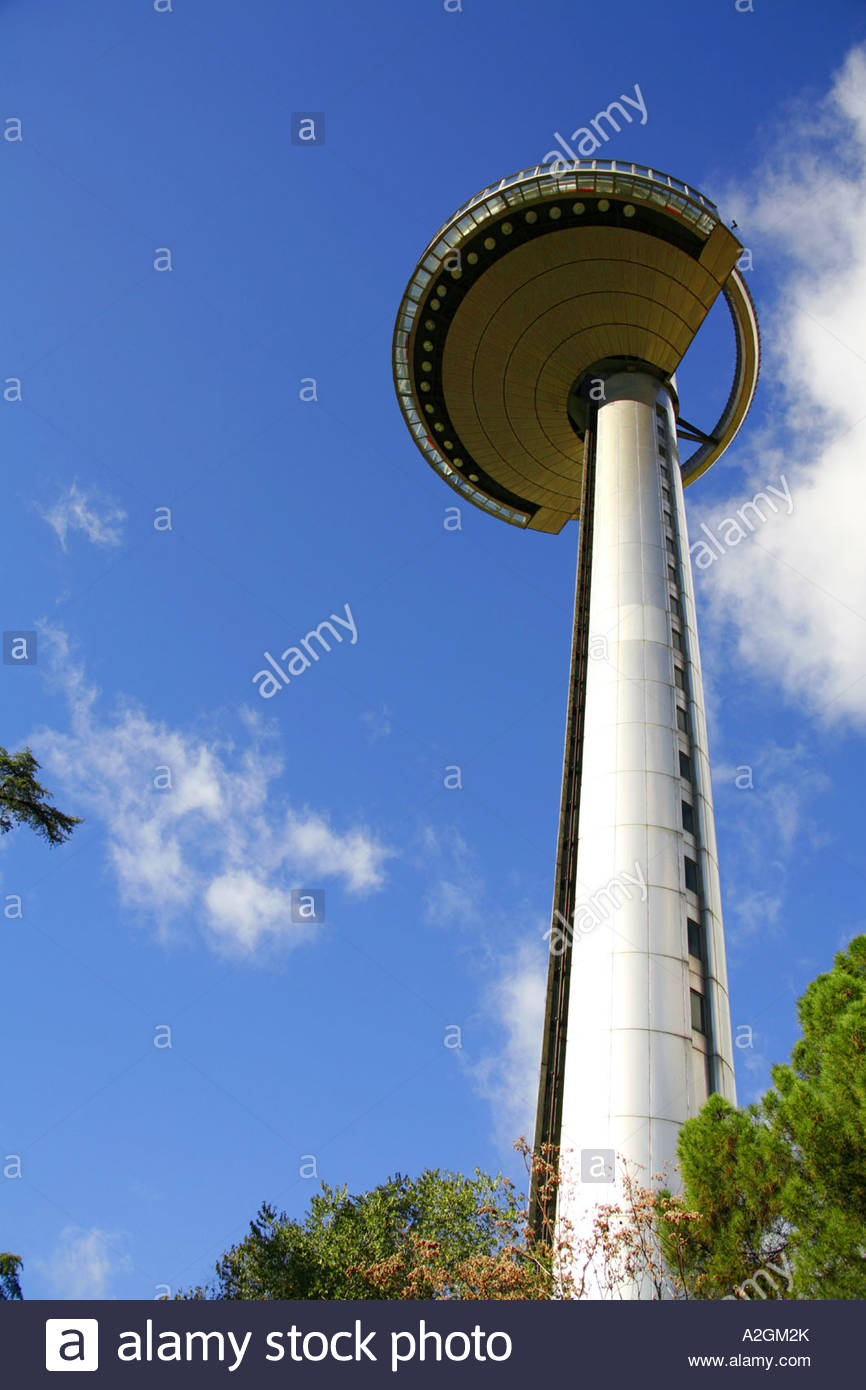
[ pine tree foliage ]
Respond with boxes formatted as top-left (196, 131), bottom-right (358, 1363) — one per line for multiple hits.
top-left (0, 746), bottom-right (82, 845)
top-left (670, 936), bottom-right (866, 1299)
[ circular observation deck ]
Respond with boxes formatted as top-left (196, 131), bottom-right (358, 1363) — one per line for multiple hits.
top-left (392, 160), bottom-right (760, 533)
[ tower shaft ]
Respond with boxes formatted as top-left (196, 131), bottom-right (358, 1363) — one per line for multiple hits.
top-left (531, 372), bottom-right (736, 1274)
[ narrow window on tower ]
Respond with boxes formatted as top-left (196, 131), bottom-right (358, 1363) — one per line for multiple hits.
top-left (672, 627), bottom-right (683, 653)
top-left (690, 988), bottom-right (707, 1033)
top-left (684, 856), bottom-right (699, 893)
top-left (681, 800), bottom-right (695, 834)
top-left (669, 564), bottom-right (678, 583)
top-left (679, 750), bottom-right (692, 780)
top-left (677, 705), bottom-right (689, 734)
top-left (671, 595), bottom-right (682, 619)
top-left (687, 917), bottom-right (704, 960)
top-left (675, 665), bottom-right (686, 690)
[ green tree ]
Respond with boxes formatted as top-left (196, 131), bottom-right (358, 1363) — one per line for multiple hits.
top-left (669, 935), bottom-right (866, 1299)
top-left (176, 1167), bottom-right (552, 1300)
top-left (657, 1096), bottom-right (789, 1299)
top-left (0, 746), bottom-right (81, 1294)
top-left (0, 1253), bottom-right (23, 1301)
top-left (0, 746), bottom-right (82, 845)
top-left (763, 934), bottom-right (866, 1298)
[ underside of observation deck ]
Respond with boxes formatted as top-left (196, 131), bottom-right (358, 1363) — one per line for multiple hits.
top-left (393, 163), bottom-right (759, 533)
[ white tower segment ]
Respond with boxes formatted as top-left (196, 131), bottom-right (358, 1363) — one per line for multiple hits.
top-left (392, 159), bottom-right (760, 1293)
top-left (558, 371), bottom-right (735, 1251)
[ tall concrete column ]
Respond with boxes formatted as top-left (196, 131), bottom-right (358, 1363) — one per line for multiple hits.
top-left (555, 371), bottom-right (736, 1293)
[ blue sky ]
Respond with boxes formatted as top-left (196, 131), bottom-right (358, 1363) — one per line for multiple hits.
top-left (2, 0), bottom-right (865, 1299)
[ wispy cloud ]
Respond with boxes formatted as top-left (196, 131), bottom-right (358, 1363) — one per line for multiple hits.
top-left (38, 481), bottom-right (126, 551)
top-left (713, 742), bottom-right (831, 944)
top-left (359, 706), bottom-right (392, 743)
top-left (693, 43), bottom-right (866, 727)
top-left (36, 1225), bottom-right (132, 1298)
top-left (466, 939), bottom-right (546, 1149)
top-left (413, 824), bottom-right (546, 1148)
top-left (420, 826), bottom-right (486, 929)
top-left (31, 626), bottom-right (392, 957)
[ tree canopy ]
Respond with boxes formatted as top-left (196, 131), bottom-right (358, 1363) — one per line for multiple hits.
top-left (175, 1167), bottom-right (552, 1301)
top-left (0, 1254), bottom-right (22, 1301)
top-left (0, 745), bottom-right (82, 845)
top-left (667, 935), bottom-right (866, 1299)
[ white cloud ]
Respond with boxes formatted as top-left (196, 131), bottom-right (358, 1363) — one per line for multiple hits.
top-left (713, 742), bottom-right (830, 943)
top-left (37, 1225), bottom-right (132, 1298)
top-left (467, 938), bottom-right (546, 1148)
top-left (691, 43), bottom-right (866, 726)
top-left (205, 871), bottom-right (295, 951)
top-left (283, 814), bottom-right (385, 891)
top-left (39, 481), bottom-right (126, 551)
top-left (714, 741), bottom-right (831, 851)
top-left (31, 626), bottom-right (392, 956)
top-left (411, 824), bottom-right (546, 1147)
top-left (420, 826), bottom-right (486, 930)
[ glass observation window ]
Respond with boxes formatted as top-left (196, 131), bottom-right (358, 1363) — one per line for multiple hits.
top-left (687, 918), bottom-right (704, 960)
top-left (690, 989), bottom-right (707, 1033)
top-left (682, 801), bottom-right (695, 834)
top-left (684, 857), bottom-right (699, 894)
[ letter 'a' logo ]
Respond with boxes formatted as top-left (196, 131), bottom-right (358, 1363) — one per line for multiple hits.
top-left (45, 1319), bottom-right (99, 1371)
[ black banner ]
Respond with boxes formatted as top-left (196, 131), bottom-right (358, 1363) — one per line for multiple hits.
top-left (2, 1298), bottom-right (855, 1386)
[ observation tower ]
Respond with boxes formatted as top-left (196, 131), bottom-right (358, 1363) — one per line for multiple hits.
top-left (391, 159), bottom-right (760, 1292)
